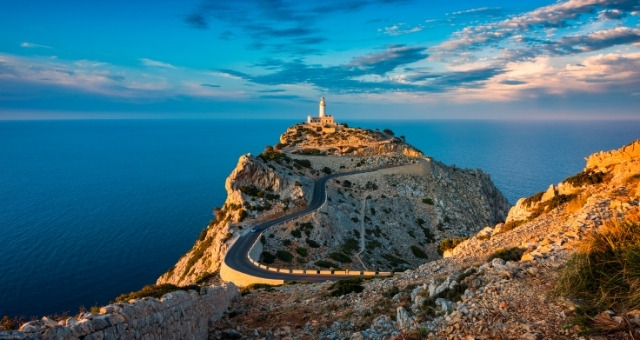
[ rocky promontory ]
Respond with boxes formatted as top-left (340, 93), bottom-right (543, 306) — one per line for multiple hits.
top-left (157, 123), bottom-right (510, 286)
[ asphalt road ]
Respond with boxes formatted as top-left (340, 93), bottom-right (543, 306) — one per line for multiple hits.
top-left (223, 165), bottom-right (401, 282)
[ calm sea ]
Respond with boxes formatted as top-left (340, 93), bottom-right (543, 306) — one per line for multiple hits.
top-left (0, 119), bottom-right (638, 317)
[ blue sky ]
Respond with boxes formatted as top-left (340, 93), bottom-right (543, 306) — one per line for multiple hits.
top-left (1, 0), bottom-right (639, 120)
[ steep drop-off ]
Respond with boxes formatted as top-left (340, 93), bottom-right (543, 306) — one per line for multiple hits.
top-left (157, 123), bottom-right (510, 286)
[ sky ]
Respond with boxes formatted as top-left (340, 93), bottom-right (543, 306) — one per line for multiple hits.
top-left (1, 0), bottom-right (640, 120)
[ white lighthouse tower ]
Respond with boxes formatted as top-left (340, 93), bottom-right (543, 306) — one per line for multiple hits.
top-left (307, 97), bottom-right (335, 127)
top-left (319, 97), bottom-right (326, 117)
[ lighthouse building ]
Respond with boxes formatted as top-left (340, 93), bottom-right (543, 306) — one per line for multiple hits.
top-left (307, 97), bottom-right (336, 126)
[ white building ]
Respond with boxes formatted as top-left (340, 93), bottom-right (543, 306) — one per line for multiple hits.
top-left (307, 97), bottom-right (336, 125)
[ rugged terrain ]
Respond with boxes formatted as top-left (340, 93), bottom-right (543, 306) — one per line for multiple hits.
top-left (208, 139), bottom-right (640, 340)
top-left (157, 123), bottom-right (510, 286)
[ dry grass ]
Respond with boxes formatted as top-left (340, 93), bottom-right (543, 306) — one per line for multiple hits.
top-left (556, 212), bottom-right (640, 312)
top-left (565, 191), bottom-right (590, 214)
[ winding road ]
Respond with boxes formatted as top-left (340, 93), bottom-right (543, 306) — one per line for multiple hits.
top-left (223, 164), bottom-right (407, 282)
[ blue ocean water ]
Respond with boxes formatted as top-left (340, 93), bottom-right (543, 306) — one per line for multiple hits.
top-left (0, 118), bottom-right (638, 318)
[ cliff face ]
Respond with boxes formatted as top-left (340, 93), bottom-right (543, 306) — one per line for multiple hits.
top-left (506, 139), bottom-right (640, 225)
top-left (158, 124), bottom-right (509, 285)
top-left (207, 139), bottom-right (640, 340)
top-left (157, 151), bottom-right (314, 286)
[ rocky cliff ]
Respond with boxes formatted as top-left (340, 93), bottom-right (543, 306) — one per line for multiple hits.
top-left (157, 123), bottom-right (509, 286)
top-left (206, 139), bottom-right (640, 340)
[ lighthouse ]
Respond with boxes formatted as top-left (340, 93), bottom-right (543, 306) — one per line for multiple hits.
top-left (306, 97), bottom-right (336, 127)
top-left (319, 97), bottom-right (326, 117)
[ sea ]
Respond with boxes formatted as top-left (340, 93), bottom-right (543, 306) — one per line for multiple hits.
top-left (0, 118), bottom-right (638, 318)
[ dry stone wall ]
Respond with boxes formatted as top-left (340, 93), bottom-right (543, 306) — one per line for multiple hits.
top-left (1, 283), bottom-right (238, 340)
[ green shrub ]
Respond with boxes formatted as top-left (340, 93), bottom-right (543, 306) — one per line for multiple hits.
top-left (564, 170), bottom-right (607, 187)
top-left (296, 247), bottom-right (308, 257)
top-left (366, 239), bottom-right (382, 251)
top-left (341, 238), bottom-right (359, 254)
top-left (382, 253), bottom-right (408, 267)
top-left (421, 227), bottom-right (435, 243)
top-left (315, 260), bottom-right (341, 269)
top-left (522, 191), bottom-right (544, 207)
top-left (293, 159), bottom-right (312, 168)
top-left (342, 180), bottom-right (352, 188)
top-left (487, 247), bottom-right (525, 262)
top-left (282, 239), bottom-right (292, 246)
top-left (261, 251), bottom-right (275, 264)
top-left (556, 218), bottom-right (640, 312)
top-left (330, 252), bottom-right (352, 263)
top-left (238, 209), bottom-right (248, 222)
top-left (114, 283), bottom-right (200, 302)
top-left (291, 229), bottom-right (302, 238)
top-left (422, 198), bottom-right (434, 205)
top-left (305, 238), bottom-right (320, 248)
top-left (351, 217), bottom-right (359, 223)
top-left (437, 237), bottom-right (468, 256)
top-left (328, 278), bottom-right (364, 296)
top-left (411, 245), bottom-right (428, 259)
top-left (275, 250), bottom-right (293, 262)
top-left (322, 166), bottom-right (332, 174)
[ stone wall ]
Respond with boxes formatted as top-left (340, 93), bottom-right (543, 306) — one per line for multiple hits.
top-left (1, 283), bottom-right (238, 340)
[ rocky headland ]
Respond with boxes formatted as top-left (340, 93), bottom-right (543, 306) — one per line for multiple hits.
top-left (4, 121), bottom-right (638, 340)
top-left (157, 123), bottom-right (510, 286)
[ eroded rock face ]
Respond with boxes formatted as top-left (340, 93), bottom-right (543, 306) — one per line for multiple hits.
top-left (157, 152), bottom-right (313, 286)
top-left (158, 124), bottom-right (510, 285)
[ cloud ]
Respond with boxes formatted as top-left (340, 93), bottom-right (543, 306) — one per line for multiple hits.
top-left (182, 0), bottom-right (411, 55)
top-left (214, 45), bottom-right (510, 94)
top-left (599, 9), bottom-right (624, 19)
top-left (349, 45), bottom-right (427, 75)
top-left (448, 7), bottom-right (504, 17)
top-left (433, 0), bottom-right (640, 56)
top-left (381, 23), bottom-right (424, 36)
top-left (201, 83), bottom-right (220, 88)
top-left (21, 42), bottom-right (52, 49)
top-left (259, 89), bottom-right (286, 93)
top-left (258, 94), bottom-right (303, 100)
top-left (548, 27), bottom-right (640, 55)
top-left (140, 58), bottom-right (176, 69)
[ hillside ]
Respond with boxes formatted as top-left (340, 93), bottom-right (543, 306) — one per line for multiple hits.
top-left (208, 139), bottom-right (640, 339)
top-left (157, 123), bottom-right (510, 286)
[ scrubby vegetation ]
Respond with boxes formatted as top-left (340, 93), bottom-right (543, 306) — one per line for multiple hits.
top-left (523, 191), bottom-right (544, 207)
top-left (411, 245), bottom-right (428, 259)
top-left (487, 247), bottom-right (525, 262)
top-left (556, 217), bottom-right (640, 312)
top-left (329, 252), bottom-right (352, 263)
top-left (1, 315), bottom-right (18, 330)
top-left (305, 238), bottom-right (320, 248)
top-left (258, 146), bottom-right (292, 165)
top-left (295, 247), bottom-right (308, 257)
top-left (261, 251), bottom-right (276, 264)
top-left (341, 238), bottom-right (360, 255)
top-left (422, 198), bottom-right (434, 205)
top-left (114, 283), bottom-right (200, 303)
top-left (328, 278), bottom-right (364, 297)
top-left (437, 237), bottom-right (468, 256)
top-left (276, 250), bottom-right (294, 262)
top-left (314, 260), bottom-right (341, 269)
top-left (564, 170), bottom-right (608, 187)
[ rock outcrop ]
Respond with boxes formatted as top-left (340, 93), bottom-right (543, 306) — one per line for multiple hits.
top-left (2, 283), bottom-right (238, 340)
top-left (158, 123), bottom-right (509, 285)
top-left (206, 139), bottom-right (640, 340)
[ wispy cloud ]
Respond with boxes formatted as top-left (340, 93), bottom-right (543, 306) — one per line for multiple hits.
top-left (140, 58), bottom-right (176, 69)
top-left (433, 0), bottom-right (640, 59)
top-left (182, 0), bottom-right (410, 55)
top-left (20, 42), bottom-right (52, 49)
top-left (381, 23), bottom-right (424, 36)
